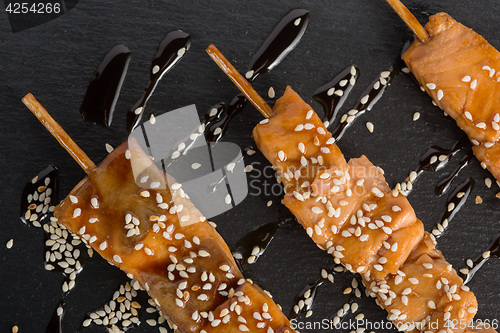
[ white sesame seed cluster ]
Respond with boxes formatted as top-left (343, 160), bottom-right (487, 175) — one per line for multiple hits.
top-left (82, 281), bottom-right (141, 331)
top-left (402, 13), bottom-right (500, 185)
top-left (21, 167), bottom-right (57, 228)
top-left (253, 87), bottom-right (478, 333)
top-left (53, 137), bottom-right (295, 332)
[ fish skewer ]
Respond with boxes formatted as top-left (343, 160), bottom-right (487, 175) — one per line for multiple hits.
top-left (385, 0), bottom-right (429, 43)
top-left (386, 0), bottom-right (500, 183)
top-left (23, 94), bottom-right (295, 332)
top-left (207, 44), bottom-right (481, 333)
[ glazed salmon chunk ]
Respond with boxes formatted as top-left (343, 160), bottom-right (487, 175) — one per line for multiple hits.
top-left (54, 137), bottom-right (294, 333)
top-left (200, 282), bottom-right (294, 333)
top-left (402, 12), bottom-right (500, 181)
top-left (253, 86), bottom-right (477, 333)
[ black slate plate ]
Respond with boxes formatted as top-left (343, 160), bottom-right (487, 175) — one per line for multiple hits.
top-left (1, 1), bottom-right (499, 332)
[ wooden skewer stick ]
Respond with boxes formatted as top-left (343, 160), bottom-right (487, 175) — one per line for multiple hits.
top-left (22, 93), bottom-right (96, 174)
top-left (206, 44), bottom-right (274, 119)
top-left (385, 0), bottom-right (429, 43)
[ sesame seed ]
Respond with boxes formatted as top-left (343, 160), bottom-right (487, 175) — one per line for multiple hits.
top-left (199, 250), bottom-right (210, 257)
top-left (245, 70), bottom-right (254, 79)
top-left (91, 197), bottom-right (99, 209)
top-left (267, 87), bottom-right (275, 99)
top-left (485, 178), bottom-right (492, 188)
top-left (6, 239), bottom-right (13, 249)
top-left (423, 263), bottom-right (433, 269)
top-left (470, 79), bottom-right (477, 89)
top-left (134, 107), bottom-right (143, 115)
top-left (476, 122), bottom-right (487, 129)
top-left (259, 119), bottom-right (269, 125)
top-left (191, 163), bottom-right (201, 170)
top-left (437, 89), bottom-right (444, 100)
top-left (426, 83), bottom-right (436, 90)
top-left (366, 122), bottom-right (374, 133)
top-left (295, 124), bottom-right (304, 131)
top-left (413, 112), bottom-right (420, 121)
top-left (225, 194), bottom-right (232, 205)
top-left (113, 255), bottom-right (122, 263)
top-left (278, 151), bottom-right (286, 161)
top-left (149, 114), bottom-right (156, 125)
top-left (73, 208), bottom-right (81, 218)
top-left (462, 75), bottom-right (471, 82)
top-left (177, 47), bottom-right (186, 56)
top-left (360, 95), bottom-right (369, 105)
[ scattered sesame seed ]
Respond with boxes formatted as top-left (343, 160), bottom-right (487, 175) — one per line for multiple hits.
top-left (366, 122), bottom-right (374, 133)
top-left (426, 83), bottom-right (436, 90)
top-left (6, 239), bottom-right (13, 249)
top-left (134, 107), bottom-right (143, 115)
top-left (485, 178), bottom-right (492, 188)
top-left (245, 70), bottom-right (254, 79)
top-left (149, 114), bottom-right (156, 124)
top-left (105, 143), bottom-right (114, 153)
top-left (268, 87), bottom-right (275, 98)
top-left (191, 163), bottom-right (201, 170)
top-left (462, 75), bottom-right (471, 82)
top-left (475, 196), bottom-right (483, 204)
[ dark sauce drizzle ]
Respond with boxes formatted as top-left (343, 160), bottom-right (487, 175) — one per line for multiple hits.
top-left (459, 232), bottom-right (500, 284)
top-left (80, 44), bottom-right (131, 127)
top-left (331, 61), bottom-right (402, 141)
top-left (435, 150), bottom-right (473, 196)
top-left (47, 299), bottom-right (65, 333)
top-left (313, 65), bottom-right (359, 124)
top-left (20, 167), bottom-right (87, 333)
top-left (398, 142), bottom-right (464, 195)
top-left (204, 9), bottom-right (310, 143)
top-left (127, 30), bottom-right (191, 132)
top-left (232, 220), bottom-right (288, 268)
top-left (431, 178), bottom-right (474, 239)
top-left (288, 278), bottom-right (325, 320)
top-left (289, 267), bottom-right (361, 321)
top-left (160, 9), bottom-right (310, 168)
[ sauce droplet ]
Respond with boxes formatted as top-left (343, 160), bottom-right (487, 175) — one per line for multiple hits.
top-left (46, 299), bottom-right (65, 333)
top-left (246, 9), bottom-right (310, 81)
top-left (80, 44), bottom-right (131, 127)
top-left (127, 30), bottom-right (191, 132)
top-left (232, 221), bottom-right (288, 267)
top-left (460, 232), bottom-right (500, 284)
top-left (431, 178), bottom-right (474, 239)
top-left (313, 66), bottom-right (359, 123)
top-left (435, 150), bottom-right (473, 195)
